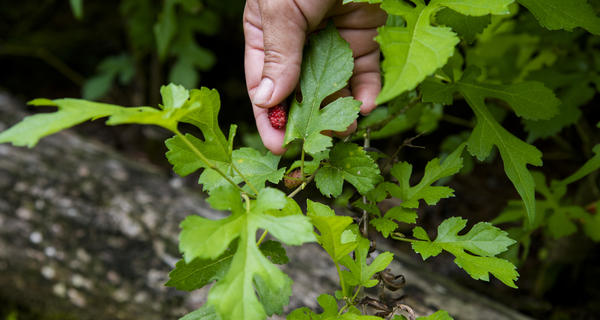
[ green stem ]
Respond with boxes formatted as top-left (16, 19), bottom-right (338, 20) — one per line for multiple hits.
top-left (175, 130), bottom-right (250, 196)
top-left (300, 148), bottom-right (306, 179)
top-left (442, 114), bottom-right (474, 128)
top-left (256, 230), bottom-right (269, 246)
top-left (361, 129), bottom-right (370, 237)
top-left (335, 261), bottom-right (348, 299)
top-left (390, 234), bottom-right (419, 243)
top-left (231, 164), bottom-right (259, 195)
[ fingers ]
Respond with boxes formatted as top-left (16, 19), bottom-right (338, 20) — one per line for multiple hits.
top-left (334, 3), bottom-right (386, 115)
top-left (351, 50), bottom-right (381, 115)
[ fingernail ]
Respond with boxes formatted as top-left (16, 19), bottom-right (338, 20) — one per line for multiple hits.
top-left (252, 78), bottom-right (274, 106)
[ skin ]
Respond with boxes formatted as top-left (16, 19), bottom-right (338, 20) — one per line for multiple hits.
top-left (243, 0), bottom-right (387, 154)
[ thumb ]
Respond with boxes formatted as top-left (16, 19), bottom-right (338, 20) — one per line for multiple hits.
top-left (250, 0), bottom-right (334, 107)
top-left (249, 0), bottom-right (307, 107)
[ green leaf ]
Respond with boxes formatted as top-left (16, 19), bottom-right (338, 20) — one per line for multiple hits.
top-left (180, 305), bottom-right (221, 320)
top-left (307, 200), bottom-right (358, 262)
top-left (421, 78), bottom-right (456, 106)
top-left (517, 0), bottom-right (600, 35)
top-left (180, 188), bottom-right (315, 320)
top-left (166, 248), bottom-right (234, 291)
top-left (371, 206), bottom-right (418, 238)
top-left (558, 145), bottom-right (600, 186)
top-left (232, 148), bottom-right (286, 190)
top-left (283, 24), bottom-right (361, 155)
top-left (388, 143), bottom-right (466, 208)
top-left (375, 0), bottom-right (513, 104)
top-left (523, 81), bottom-right (594, 142)
top-left (416, 310), bottom-right (454, 320)
top-left (440, 0), bottom-right (513, 15)
top-left (411, 217), bottom-right (519, 288)
top-left (547, 208), bottom-right (578, 239)
top-left (453, 69), bottom-right (560, 223)
top-left (458, 77), bottom-right (561, 121)
top-left (0, 99), bottom-right (122, 147)
top-left (69, 0), bottom-right (83, 19)
top-left (287, 294), bottom-right (382, 320)
top-left (340, 237), bottom-right (394, 288)
top-left (315, 142), bottom-right (382, 197)
top-left (5, 84), bottom-right (215, 146)
top-left (370, 218), bottom-right (399, 238)
top-left (375, 0), bottom-right (458, 104)
top-left (154, 0), bottom-right (178, 60)
top-left (259, 240), bottom-right (289, 265)
top-left (83, 54), bottom-right (136, 100)
top-left (435, 8), bottom-right (491, 43)
top-left (165, 133), bottom-right (230, 177)
top-left (197, 148), bottom-right (285, 193)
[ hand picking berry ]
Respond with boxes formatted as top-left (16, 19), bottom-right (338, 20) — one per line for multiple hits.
top-left (267, 104), bottom-right (287, 129)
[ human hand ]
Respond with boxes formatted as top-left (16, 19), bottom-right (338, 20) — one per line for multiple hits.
top-left (243, 0), bottom-right (386, 154)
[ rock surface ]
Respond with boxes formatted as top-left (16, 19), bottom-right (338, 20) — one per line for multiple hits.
top-left (0, 93), bottom-right (530, 320)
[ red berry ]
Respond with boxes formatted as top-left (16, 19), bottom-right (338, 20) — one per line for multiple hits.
top-left (267, 104), bottom-right (287, 129)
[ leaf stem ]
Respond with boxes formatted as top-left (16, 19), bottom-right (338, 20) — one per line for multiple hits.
top-left (361, 129), bottom-right (370, 238)
top-left (390, 233), bottom-right (419, 243)
top-left (335, 261), bottom-right (348, 300)
top-left (256, 230), bottom-right (269, 246)
top-left (300, 148), bottom-right (306, 179)
top-left (174, 130), bottom-right (250, 196)
top-left (442, 114), bottom-right (474, 128)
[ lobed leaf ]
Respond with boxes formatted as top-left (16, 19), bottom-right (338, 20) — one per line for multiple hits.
top-left (375, 0), bottom-right (513, 104)
top-left (166, 248), bottom-right (234, 291)
top-left (388, 143), bottom-right (466, 208)
top-left (283, 24), bottom-right (361, 155)
top-left (430, 67), bottom-right (561, 223)
top-left (410, 217), bottom-right (519, 288)
top-left (435, 8), bottom-right (491, 43)
top-left (340, 237), bottom-right (394, 288)
top-left (307, 200), bottom-right (358, 262)
top-left (517, 0), bottom-right (600, 35)
top-left (179, 188), bottom-right (315, 320)
top-left (287, 294), bottom-right (382, 320)
top-left (315, 142), bottom-right (382, 197)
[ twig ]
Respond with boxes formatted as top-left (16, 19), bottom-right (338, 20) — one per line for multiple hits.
top-left (382, 133), bottom-right (426, 175)
top-left (361, 128), bottom-right (371, 238)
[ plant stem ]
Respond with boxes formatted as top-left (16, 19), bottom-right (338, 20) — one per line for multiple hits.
top-left (175, 130), bottom-right (250, 196)
top-left (335, 261), bottom-right (348, 299)
top-left (390, 234), bottom-right (418, 243)
top-left (361, 129), bottom-right (370, 238)
top-left (300, 148), bottom-right (306, 178)
top-left (442, 114), bottom-right (474, 128)
top-left (382, 133), bottom-right (425, 175)
top-left (256, 230), bottom-right (269, 246)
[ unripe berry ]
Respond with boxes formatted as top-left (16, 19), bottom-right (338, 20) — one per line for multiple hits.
top-left (284, 169), bottom-right (302, 189)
